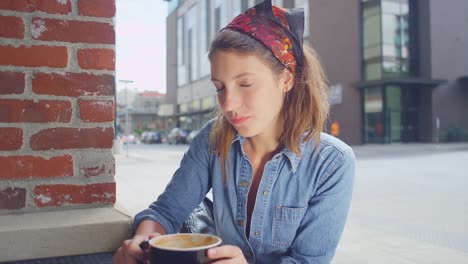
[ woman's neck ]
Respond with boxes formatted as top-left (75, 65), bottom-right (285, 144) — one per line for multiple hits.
top-left (244, 116), bottom-right (283, 157)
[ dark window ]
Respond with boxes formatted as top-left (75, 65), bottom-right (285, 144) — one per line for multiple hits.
top-left (241, 0), bottom-right (249, 12)
top-left (206, 0), bottom-right (211, 51)
top-left (215, 6), bottom-right (221, 32)
top-left (188, 29), bottom-right (192, 81)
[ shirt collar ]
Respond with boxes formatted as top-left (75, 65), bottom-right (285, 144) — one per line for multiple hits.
top-left (231, 134), bottom-right (306, 173)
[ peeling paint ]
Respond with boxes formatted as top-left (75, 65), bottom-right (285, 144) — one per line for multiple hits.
top-left (31, 19), bottom-right (47, 39)
top-left (57, 0), bottom-right (68, 5)
top-left (59, 20), bottom-right (69, 27)
top-left (92, 101), bottom-right (111, 107)
top-left (45, 104), bottom-right (50, 108)
top-left (103, 192), bottom-right (113, 199)
top-left (37, 194), bottom-right (52, 204)
top-left (16, 159), bottom-right (24, 168)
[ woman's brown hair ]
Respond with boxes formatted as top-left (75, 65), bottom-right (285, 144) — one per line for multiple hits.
top-left (208, 30), bottom-right (329, 179)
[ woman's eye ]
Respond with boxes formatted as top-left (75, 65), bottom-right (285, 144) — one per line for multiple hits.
top-left (215, 86), bottom-right (225, 92)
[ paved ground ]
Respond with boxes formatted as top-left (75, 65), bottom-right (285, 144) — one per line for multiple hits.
top-left (115, 142), bottom-right (468, 263)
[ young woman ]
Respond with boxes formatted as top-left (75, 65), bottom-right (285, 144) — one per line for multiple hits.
top-left (114, 1), bottom-right (355, 263)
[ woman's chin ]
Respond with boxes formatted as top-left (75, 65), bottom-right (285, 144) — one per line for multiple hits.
top-left (234, 127), bottom-right (257, 138)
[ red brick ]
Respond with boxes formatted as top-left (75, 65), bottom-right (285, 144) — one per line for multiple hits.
top-left (81, 157), bottom-right (115, 177)
top-left (0, 187), bottom-right (26, 210)
top-left (0, 99), bottom-right (72, 123)
top-left (32, 18), bottom-right (114, 44)
top-left (0, 128), bottom-right (23, 151)
top-left (0, 72), bottom-right (25, 94)
top-left (81, 165), bottom-right (106, 177)
top-left (0, 0), bottom-right (71, 14)
top-left (0, 16), bottom-right (24, 39)
top-left (79, 100), bottom-right (114, 122)
top-left (78, 0), bottom-right (115, 18)
top-left (0, 155), bottom-right (73, 180)
top-left (32, 73), bottom-right (114, 96)
top-left (0, 45), bottom-right (67, 68)
top-left (30, 127), bottom-right (114, 150)
top-left (78, 48), bottom-right (115, 70)
top-left (34, 182), bottom-right (116, 207)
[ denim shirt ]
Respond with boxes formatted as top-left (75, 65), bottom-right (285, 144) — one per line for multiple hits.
top-left (134, 121), bottom-right (355, 264)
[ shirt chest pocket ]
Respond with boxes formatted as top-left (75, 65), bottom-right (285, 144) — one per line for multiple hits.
top-left (273, 205), bottom-right (308, 248)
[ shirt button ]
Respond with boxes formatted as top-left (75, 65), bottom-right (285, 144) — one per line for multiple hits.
top-left (254, 231), bottom-right (260, 236)
top-left (238, 219), bottom-right (244, 227)
top-left (241, 180), bottom-right (248, 187)
top-left (262, 190), bottom-right (268, 196)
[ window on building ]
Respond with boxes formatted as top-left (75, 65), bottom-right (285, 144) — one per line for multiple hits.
top-left (177, 16), bottom-right (187, 86)
top-left (233, 0), bottom-right (242, 17)
top-left (295, 0), bottom-right (310, 37)
top-left (215, 0), bottom-right (227, 32)
top-left (187, 5), bottom-right (198, 81)
top-left (381, 0), bottom-right (409, 78)
top-left (199, 0), bottom-right (211, 77)
top-left (386, 85), bottom-right (402, 142)
top-left (190, 100), bottom-right (199, 112)
top-left (272, 0), bottom-right (283, 7)
top-left (177, 16), bottom-right (184, 66)
top-left (364, 86), bottom-right (384, 143)
top-left (179, 103), bottom-right (189, 113)
top-left (215, 6), bottom-right (221, 32)
top-left (241, 0), bottom-right (249, 12)
top-left (361, 0), bottom-right (411, 81)
top-left (201, 96), bottom-right (215, 110)
top-left (204, 0), bottom-right (211, 51)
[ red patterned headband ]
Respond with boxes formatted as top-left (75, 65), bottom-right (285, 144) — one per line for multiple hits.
top-left (223, 0), bottom-right (305, 76)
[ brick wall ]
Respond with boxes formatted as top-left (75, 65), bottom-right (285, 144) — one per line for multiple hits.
top-left (0, 0), bottom-right (116, 213)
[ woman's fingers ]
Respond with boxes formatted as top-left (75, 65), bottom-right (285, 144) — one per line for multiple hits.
top-left (207, 245), bottom-right (246, 263)
top-left (113, 235), bottom-right (151, 264)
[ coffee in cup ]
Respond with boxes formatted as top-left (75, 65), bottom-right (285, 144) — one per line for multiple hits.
top-left (141, 233), bottom-right (222, 264)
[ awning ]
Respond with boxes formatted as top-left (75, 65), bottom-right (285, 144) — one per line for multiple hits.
top-left (352, 77), bottom-right (448, 89)
top-left (457, 76), bottom-right (468, 88)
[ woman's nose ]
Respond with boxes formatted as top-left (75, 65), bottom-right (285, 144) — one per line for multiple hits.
top-left (220, 89), bottom-right (241, 112)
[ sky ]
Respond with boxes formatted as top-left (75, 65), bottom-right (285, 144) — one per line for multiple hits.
top-left (115, 0), bottom-right (167, 93)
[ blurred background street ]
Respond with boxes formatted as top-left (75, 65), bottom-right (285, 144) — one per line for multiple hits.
top-left (115, 142), bottom-right (468, 264)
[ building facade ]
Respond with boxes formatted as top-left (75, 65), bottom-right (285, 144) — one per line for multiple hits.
top-left (116, 90), bottom-right (166, 136)
top-left (165, 0), bottom-right (468, 144)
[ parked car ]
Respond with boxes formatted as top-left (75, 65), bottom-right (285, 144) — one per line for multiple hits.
top-left (167, 128), bottom-right (189, 144)
top-left (186, 130), bottom-right (199, 144)
top-left (141, 131), bottom-right (162, 144)
top-left (122, 134), bottom-right (138, 144)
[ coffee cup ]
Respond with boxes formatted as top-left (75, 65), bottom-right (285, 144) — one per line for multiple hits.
top-left (140, 233), bottom-right (222, 264)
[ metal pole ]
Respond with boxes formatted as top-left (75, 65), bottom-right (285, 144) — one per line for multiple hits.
top-left (125, 86), bottom-right (129, 157)
top-left (119, 80), bottom-right (133, 157)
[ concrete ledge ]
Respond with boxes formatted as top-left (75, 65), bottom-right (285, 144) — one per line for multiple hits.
top-left (0, 207), bottom-right (133, 262)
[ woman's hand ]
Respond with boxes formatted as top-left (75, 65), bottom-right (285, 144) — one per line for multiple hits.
top-left (207, 245), bottom-right (248, 264)
top-left (113, 233), bottom-right (161, 264)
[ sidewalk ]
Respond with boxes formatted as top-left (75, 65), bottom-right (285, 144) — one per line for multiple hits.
top-left (351, 142), bottom-right (468, 159)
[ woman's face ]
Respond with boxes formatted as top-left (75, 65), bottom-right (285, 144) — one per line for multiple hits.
top-left (210, 50), bottom-right (292, 139)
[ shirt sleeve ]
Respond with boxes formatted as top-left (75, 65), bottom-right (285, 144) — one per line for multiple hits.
top-left (279, 147), bottom-right (356, 264)
top-left (133, 124), bottom-right (213, 234)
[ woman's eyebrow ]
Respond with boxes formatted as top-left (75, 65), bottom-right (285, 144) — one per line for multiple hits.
top-left (211, 72), bottom-right (255, 82)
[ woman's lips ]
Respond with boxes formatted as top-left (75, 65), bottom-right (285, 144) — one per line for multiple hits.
top-left (230, 116), bottom-right (250, 125)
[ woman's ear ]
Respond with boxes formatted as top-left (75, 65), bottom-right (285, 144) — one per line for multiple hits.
top-left (280, 69), bottom-right (294, 93)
